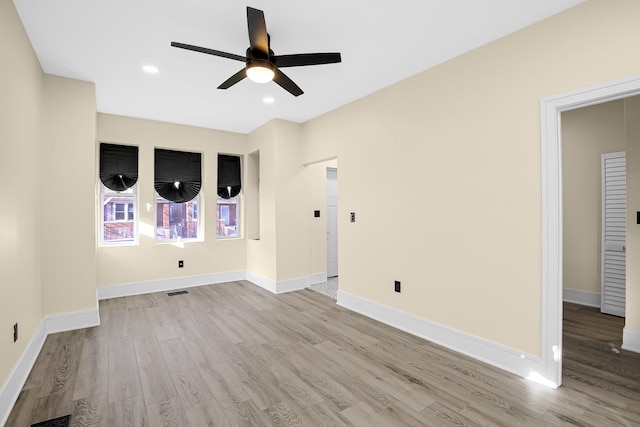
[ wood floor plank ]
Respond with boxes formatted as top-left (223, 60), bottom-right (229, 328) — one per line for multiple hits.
top-left (127, 307), bottom-right (155, 339)
top-left (159, 337), bottom-right (214, 407)
top-left (108, 396), bottom-right (149, 427)
top-left (184, 398), bottom-right (230, 427)
top-left (183, 338), bottom-right (252, 409)
top-left (30, 389), bottom-right (74, 425)
top-left (7, 287), bottom-right (640, 427)
top-left (146, 398), bottom-right (190, 427)
top-left (108, 336), bottom-right (142, 404)
top-left (262, 340), bottom-right (358, 412)
top-left (134, 335), bottom-right (178, 404)
top-left (4, 388), bottom-right (39, 426)
top-left (145, 306), bottom-right (179, 341)
top-left (222, 400), bottom-right (273, 427)
top-left (237, 340), bottom-right (325, 409)
top-left (37, 330), bottom-right (85, 398)
top-left (73, 328), bottom-right (109, 401)
top-left (22, 333), bottom-right (63, 391)
top-left (308, 401), bottom-right (352, 426)
top-left (71, 392), bottom-right (109, 427)
top-left (106, 305), bottom-right (129, 339)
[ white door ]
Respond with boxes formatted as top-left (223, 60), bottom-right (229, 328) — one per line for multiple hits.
top-left (327, 168), bottom-right (338, 277)
top-left (601, 151), bottom-right (626, 317)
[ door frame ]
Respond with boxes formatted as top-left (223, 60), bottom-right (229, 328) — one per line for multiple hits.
top-left (327, 167), bottom-right (338, 277)
top-left (541, 73), bottom-right (640, 387)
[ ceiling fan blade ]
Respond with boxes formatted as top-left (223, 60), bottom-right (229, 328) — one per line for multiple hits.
top-left (171, 42), bottom-right (247, 62)
top-left (247, 7), bottom-right (269, 57)
top-left (218, 68), bottom-right (247, 89)
top-left (273, 68), bottom-right (303, 97)
top-left (273, 53), bottom-right (342, 68)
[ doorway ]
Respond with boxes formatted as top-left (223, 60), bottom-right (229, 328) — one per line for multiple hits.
top-left (306, 160), bottom-right (339, 301)
top-left (542, 74), bottom-right (640, 387)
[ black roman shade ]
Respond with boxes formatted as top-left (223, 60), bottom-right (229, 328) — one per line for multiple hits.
top-left (99, 143), bottom-right (138, 191)
top-left (217, 154), bottom-right (241, 199)
top-left (154, 149), bottom-right (201, 203)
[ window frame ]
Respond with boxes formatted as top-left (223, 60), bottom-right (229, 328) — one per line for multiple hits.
top-left (99, 182), bottom-right (139, 246)
top-left (216, 193), bottom-right (241, 239)
top-left (155, 192), bottom-right (203, 243)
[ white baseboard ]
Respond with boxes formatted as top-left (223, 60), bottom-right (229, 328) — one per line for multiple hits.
top-left (0, 320), bottom-right (45, 427)
top-left (97, 270), bottom-right (318, 301)
top-left (563, 288), bottom-right (601, 308)
top-left (337, 290), bottom-right (544, 384)
top-left (97, 271), bottom-right (246, 300)
top-left (0, 307), bottom-right (100, 426)
top-left (622, 328), bottom-right (640, 353)
top-left (276, 276), bottom-right (310, 293)
top-left (246, 270), bottom-right (277, 293)
top-left (245, 270), bottom-right (310, 294)
top-left (45, 309), bottom-right (100, 334)
top-left (310, 272), bottom-right (328, 285)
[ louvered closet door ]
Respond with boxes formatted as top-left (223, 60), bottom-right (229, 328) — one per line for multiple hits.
top-left (601, 151), bottom-right (626, 317)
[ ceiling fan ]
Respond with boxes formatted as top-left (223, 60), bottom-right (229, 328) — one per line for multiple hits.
top-left (171, 6), bottom-right (342, 97)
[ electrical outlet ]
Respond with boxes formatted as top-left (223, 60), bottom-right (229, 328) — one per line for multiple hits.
top-left (350, 212), bottom-right (356, 222)
top-left (13, 323), bottom-right (18, 342)
top-left (178, 260), bottom-right (184, 268)
top-left (394, 281), bottom-right (401, 293)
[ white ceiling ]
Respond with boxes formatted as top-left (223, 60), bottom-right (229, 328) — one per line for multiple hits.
top-left (13, 0), bottom-right (584, 134)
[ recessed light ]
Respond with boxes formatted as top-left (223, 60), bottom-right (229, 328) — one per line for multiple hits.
top-left (142, 65), bottom-right (159, 74)
top-left (263, 97), bottom-right (275, 104)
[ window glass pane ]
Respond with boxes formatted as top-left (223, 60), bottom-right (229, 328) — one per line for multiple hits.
top-left (102, 190), bottom-right (136, 243)
top-left (115, 203), bottom-right (125, 220)
top-left (156, 195), bottom-right (199, 241)
top-left (217, 196), bottom-right (239, 238)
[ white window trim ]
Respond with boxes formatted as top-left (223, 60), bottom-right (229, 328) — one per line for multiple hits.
top-left (154, 192), bottom-right (204, 243)
top-left (217, 193), bottom-right (241, 240)
top-left (99, 183), bottom-right (139, 246)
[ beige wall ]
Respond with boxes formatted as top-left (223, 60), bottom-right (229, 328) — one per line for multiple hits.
top-left (245, 119), bottom-right (313, 282)
top-left (1, 0), bottom-right (99, 393)
top-left (97, 114), bottom-right (248, 287)
top-left (0, 0), bottom-right (45, 392)
top-left (562, 101), bottom-right (625, 295)
top-left (246, 121), bottom-right (277, 280)
top-left (300, 0), bottom-right (640, 356)
top-left (273, 120), bottom-right (310, 281)
top-left (625, 96), bottom-right (640, 333)
top-left (41, 75), bottom-right (98, 315)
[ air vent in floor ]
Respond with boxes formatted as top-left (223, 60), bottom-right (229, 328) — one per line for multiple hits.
top-left (31, 414), bottom-right (71, 427)
top-left (168, 290), bottom-right (189, 296)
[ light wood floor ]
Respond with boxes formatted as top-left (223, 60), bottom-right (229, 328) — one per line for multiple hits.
top-left (6, 282), bottom-right (640, 426)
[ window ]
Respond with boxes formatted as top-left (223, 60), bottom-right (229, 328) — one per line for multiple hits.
top-left (156, 194), bottom-right (200, 241)
top-left (99, 143), bottom-right (138, 245)
top-left (101, 184), bottom-right (137, 244)
top-left (154, 148), bottom-right (202, 242)
top-left (217, 195), bottom-right (239, 237)
top-left (217, 154), bottom-right (242, 239)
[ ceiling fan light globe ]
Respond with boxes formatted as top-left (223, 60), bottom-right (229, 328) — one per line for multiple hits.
top-left (246, 64), bottom-right (275, 83)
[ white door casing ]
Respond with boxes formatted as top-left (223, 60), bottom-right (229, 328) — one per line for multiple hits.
top-left (541, 73), bottom-right (640, 388)
top-left (327, 168), bottom-right (338, 277)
